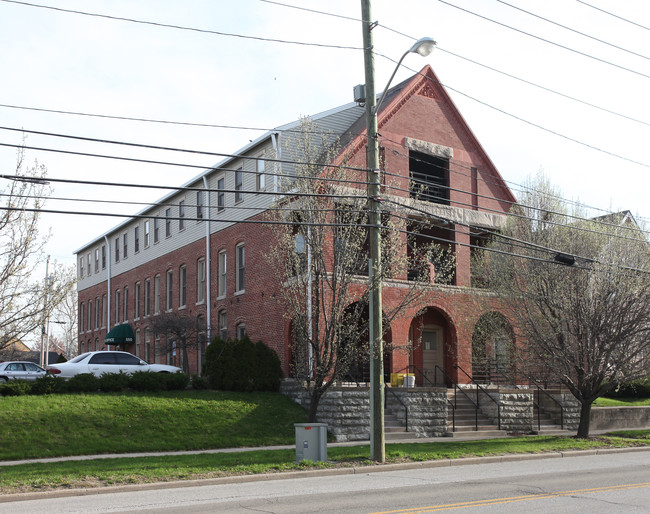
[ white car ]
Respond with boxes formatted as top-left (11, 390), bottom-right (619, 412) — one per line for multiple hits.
top-left (46, 351), bottom-right (182, 378)
top-left (0, 361), bottom-right (47, 382)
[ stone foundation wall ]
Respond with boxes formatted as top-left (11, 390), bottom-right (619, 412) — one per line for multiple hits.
top-left (386, 388), bottom-right (448, 437)
top-left (540, 392), bottom-right (580, 430)
top-left (497, 388), bottom-right (534, 432)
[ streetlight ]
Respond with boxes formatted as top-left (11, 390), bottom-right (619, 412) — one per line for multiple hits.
top-left (361, 0), bottom-right (435, 463)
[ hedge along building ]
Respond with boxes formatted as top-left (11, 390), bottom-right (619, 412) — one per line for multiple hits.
top-left (74, 65), bottom-right (517, 381)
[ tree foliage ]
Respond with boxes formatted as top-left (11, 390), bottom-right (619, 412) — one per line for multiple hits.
top-left (0, 148), bottom-right (75, 353)
top-left (265, 119), bottom-right (455, 422)
top-left (476, 175), bottom-right (650, 437)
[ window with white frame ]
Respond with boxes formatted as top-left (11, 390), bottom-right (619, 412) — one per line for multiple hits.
top-left (144, 278), bottom-right (151, 317)
top-left (79, 257), bottom-right (84, 278)
top-left (154, 274), bottom-right (160, 314)
top-left (115, 289), bottom-right (121, 324)
top-left (144, 220), bottom-right (150, 247)
top-left (80, 303), bottom-right (85, 332)
top-left (95, 297), bottom-right (100, 329)
top-left (87, 253), bottom-right (91, 275)
top-left (219, 310), bottom-right (227, 339)
top-left (217, 177), bottom-right (225, 212)
top-left (197, 258), bottom-right (206, 303)
top-left (101, 245), bottom-right (106, 269)
top-left (115, 237), bottom-right (120, 262)
top-left (102, 294), bottom-right (107, 327)
top-left (87, 300), bottom-right (92, 332)
top-left (123, 233), bottom-right (128, 259)
top-left (165, 208), bottom-right (171, 237)
top-left (135, 282), bottom-right (141, 319)
top-left (236, 243), bottom-right (245, 292)
top-left (256, 155), bottom-right (265, 191)
top-left (94, 248), bottom-right (99, 273)
top-left (179, 200), bottom-right (185, 231)
top-left (197, 190), bottom-right (204, 219)
top-left (166, 270), bottom-right (173, 311)
top-left (154, 217), bottom-right (159, 243)
top-left (218, 250), bottom-right (226, 297)
top-left (235, 168), bottom-right (243, 203)
top-left (123, 286), bottom-right (129, 321)
top-left (236, 322), bottom-right (246, 340)
top-left (179, 264), bottom-right (187, 308)
top-left (134, 226), bottom-right (140, 253)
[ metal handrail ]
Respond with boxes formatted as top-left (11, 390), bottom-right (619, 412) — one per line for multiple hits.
top-left (454, 364), bottom-right (501, 430)
top-left (435, 365), bottom-right (479, 431)
top-left (385, 385), bottom-right (408, 432)
top-left (529, 377), bottom-right (565, 430)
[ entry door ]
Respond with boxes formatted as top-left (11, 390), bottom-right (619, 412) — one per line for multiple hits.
top-left (422, 328), bottom-right (444, 386)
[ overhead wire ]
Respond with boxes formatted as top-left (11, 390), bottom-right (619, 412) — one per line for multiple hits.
top-left (576, 0), bottom-right (650, 32)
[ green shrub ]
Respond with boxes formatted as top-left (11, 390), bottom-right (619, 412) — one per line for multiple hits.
top-left (607, 377), bottom-right (650, 399)
top-left (99, 372), bottom-right (131, 392)
top-left (191, 374), bottom-right (208, 390)
top-left (67, 373), bottom-right (100, 393)
top-left (31, 375), bottom-right (68, 395)
top-left (0, 379), bottom-right (32, 396)
top-left (161, 372), bottom-right (190, 391)
top-left (128, 371), bottom-right (166, 392)
top-left (204, 335), bottom-right (283, 392)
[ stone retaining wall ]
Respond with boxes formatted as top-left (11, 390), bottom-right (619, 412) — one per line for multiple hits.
top-left (386, 388), bottom-right (448, 437)
top-left (590, 406), bottom-right (650, 431)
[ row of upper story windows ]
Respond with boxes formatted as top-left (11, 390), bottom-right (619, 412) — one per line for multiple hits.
top-left (80, 243), bottom-right (246, 333)
top-left (79, 158), bottom-right (266, 280)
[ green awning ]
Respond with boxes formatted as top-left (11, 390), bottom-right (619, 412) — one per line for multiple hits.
top-left (104, 324), bottom-right (135, 345)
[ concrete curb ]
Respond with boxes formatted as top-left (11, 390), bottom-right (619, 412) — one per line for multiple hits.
top-left (1, 446), bottom-right (648, 503)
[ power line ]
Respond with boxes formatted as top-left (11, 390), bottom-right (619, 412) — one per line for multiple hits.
top-left (0, 0), bottom-right (362, 51)
top-left (576, 0), bottom-right (650, 32)
top-left (496, 0), bottom-right (650, 61)
top-left (438, 0), bottom-right (650, 79)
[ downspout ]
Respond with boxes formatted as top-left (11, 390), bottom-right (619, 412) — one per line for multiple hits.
top-left (202, 176), bottom-right (212, 342)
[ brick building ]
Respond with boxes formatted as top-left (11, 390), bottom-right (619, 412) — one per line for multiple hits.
top-left (75, 66), bottom-right (517, 382)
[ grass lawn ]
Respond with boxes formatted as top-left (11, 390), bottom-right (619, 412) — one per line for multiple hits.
top-left (0, 390), bottom-right (307, 461)
top-left (1, 433), bottom-right (649, 494)
top-left (594, 397), bottom-right (650, 407)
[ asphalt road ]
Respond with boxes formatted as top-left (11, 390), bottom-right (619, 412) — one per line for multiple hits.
top-left (2, 450), bottom-right (649, 513)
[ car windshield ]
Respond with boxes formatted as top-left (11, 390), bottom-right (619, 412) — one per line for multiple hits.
top-left (68, 353), bottom-right (91, 363)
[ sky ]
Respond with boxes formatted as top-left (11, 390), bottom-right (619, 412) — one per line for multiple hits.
top-left (1, 0), bottom-right (649, 274)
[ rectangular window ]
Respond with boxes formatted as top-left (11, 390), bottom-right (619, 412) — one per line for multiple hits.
top-left (144, 278), bottom-right (151, 317)
top-left (166, 270), bottom-right (173, 311)
top-left (79, 257), bottom-right (84, 278)
top-left (235, 168), bottom-right (243, 203)
top-left (236, 244), bottom-right (245, 292)
top-left (218, 250), bottom-right (227, 297)
top-left (80, 303), bottom-right (85, 332)
top-left (154, 217), bottom-right (159, 243)
top-left (197, 191), bottom-right (204, 219)
top-left (179, 201), bottom-right (185, 231)
top-left (144, 220), bottom-right (150, 247)
top-left (95, 298), bottom-right (100, 329)
top-left (94, 249), bottom-right (99, 273)
top-left (123, 286), bottom-right (129, 321)
top-left (87, 300), bottom-right (92, 332)
top-left (115, 290), bottom-right (121, 324)
top-left (409, 150), bottom-right (450, 205)
top-left (123, 233), bottom-right (128, 259)
top-left (102, 294), bottom-right (106, 327)
top-left (236, 323), bottom-right (246, 340)
top-left (197, 258), bottom-right (206, 303)
top-left (135, 282), bottom-right (141, 319)
top-left (154, 274), bottom-right (160, 314)
top-left (256, 156), bottom-right (265, 191)
top-left (217, 177), bottom-right (225, 212)
top-left (134, 226), bottom-right (140, 253)
top-left (219, 310), bottom-right (227, 340)
top-left (165, 208), bottom-right (172, 237)
top-left (179, 265), bottom-right (187, 308)
top-left (87, 253), bottom-right (92, 275)
top-left (101, 245), bottom-right (106, 269)
top-left (115, 237), bottom-right (120, 262)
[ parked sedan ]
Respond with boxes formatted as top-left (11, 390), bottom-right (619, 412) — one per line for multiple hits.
top-left (0, 361), bottom-right (47, 382)
top-left (46, 351), bottom-right (182, 378)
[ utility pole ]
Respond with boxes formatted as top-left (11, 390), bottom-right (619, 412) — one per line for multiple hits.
top-left (360, 0), bottom-right (385, 463)
top-left (39, 255), bottom-right (50, 367)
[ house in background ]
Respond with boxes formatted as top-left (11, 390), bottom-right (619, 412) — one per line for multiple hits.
top-left (74, 65), bottom-right (517, 385)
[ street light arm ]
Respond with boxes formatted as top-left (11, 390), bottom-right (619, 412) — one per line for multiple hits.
top-left (374, 50), bottom-right (410, 116)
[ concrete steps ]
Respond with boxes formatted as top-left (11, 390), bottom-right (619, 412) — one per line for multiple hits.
top-left (447, 390), bottom-right (505, 436)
